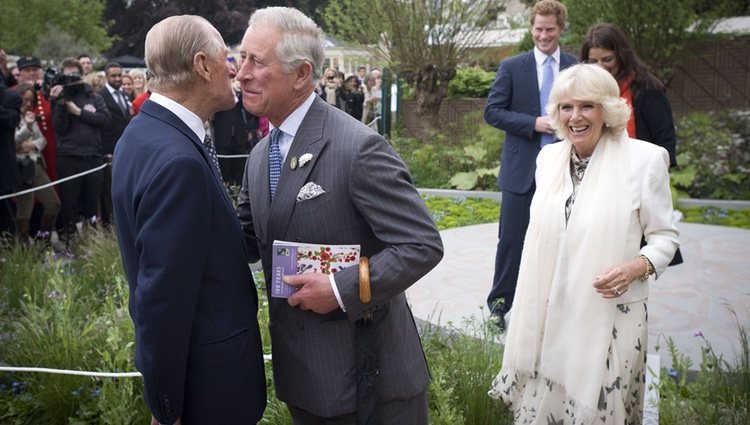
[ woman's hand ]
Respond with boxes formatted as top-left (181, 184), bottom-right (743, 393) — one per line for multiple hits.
top-left (23, 111), bottom-right (35, 128)
top-left (593, 257), bottom-right (645, 299)
top-left (18, 140), bottom-right (35, 153)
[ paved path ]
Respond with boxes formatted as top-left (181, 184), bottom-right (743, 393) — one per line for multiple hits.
top-left (407, 221), bottom-right (750, 368)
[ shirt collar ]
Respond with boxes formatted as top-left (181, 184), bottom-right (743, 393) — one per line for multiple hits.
top-left (271, 91), bottom-right (317, 138)
top-left (534, 46), bottom-right (561, 66)
top-left (105, 82), bottom-right (120, 95)
top-left (149, 92), bottom-right (205, 141)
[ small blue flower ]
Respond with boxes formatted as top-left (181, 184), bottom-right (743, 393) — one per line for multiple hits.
top-left (667, 368), bottom-right (678, 378)
top-left (693, 330), bottom-right (704, 338)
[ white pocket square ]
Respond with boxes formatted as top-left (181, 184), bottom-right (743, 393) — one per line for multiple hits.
top-left (296, 182), bottom-right (326, 202)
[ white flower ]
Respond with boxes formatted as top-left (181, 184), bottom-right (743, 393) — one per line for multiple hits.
top-left (299, 153), bottom-right (313, 167)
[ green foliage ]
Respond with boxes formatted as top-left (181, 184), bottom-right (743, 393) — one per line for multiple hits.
top-left (674, 110), bottom-right (750, 200)
top-left (392, 110), bottom-right (503, 190)
top-left (680, 207), bottom-right (750, 229)
top-left (563, 0), bottom-right (726, 83)
top-left (654, 308), bottom-right (750, 424)
top-left (0, 0), bottom-right (111, 56)
top-left (423, 196), bottom-right (500, 230)
top-left (421, 317), bottom-right (512, 424)
top-left (446, 67), bottom-right (497, 99)
top-left (33, 25), bottom-right (101, 64)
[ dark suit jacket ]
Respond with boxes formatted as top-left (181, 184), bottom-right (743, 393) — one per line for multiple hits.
top-left (485, 50), bottom-right (578, 194)
top-left (112, 100), bottom-right (266, 424)
top-left (633, 86), bottom-right (677, 167)
top-left (237, 95), bottom-right (443, 417)
top-left (98, 87), bottom-right (131, 155)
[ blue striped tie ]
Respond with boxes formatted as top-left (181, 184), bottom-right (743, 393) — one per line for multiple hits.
top-left (539, 56), bottom-right (554, 147)
top-left (269, 128), bottom-right (282, 199)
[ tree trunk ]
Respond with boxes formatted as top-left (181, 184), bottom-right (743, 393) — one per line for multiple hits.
top-left (410, 64), bottom-right (455, 137)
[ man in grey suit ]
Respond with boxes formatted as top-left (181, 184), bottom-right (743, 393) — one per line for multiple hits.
top-left (485, 0), bottom-right (577, 331)
top-left (235, 7), bottom-right (443, 424)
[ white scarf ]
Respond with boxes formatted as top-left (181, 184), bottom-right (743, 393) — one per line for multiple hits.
top-left (499, 132), bottom-right (632, 422)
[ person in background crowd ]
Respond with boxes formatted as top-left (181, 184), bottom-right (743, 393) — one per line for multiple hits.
top-left (77, 54), bottom-right (94, 76)
top-left (484, 0), bottom-right (577, 332)
top-left (341, 75), bottom-right (364, 121)
top-left (210, 90), bottom-right (262, 186)
top-left (0, 77), bottom-right (22, 238)
top-left (580, 22), bottom-right (684, 268)
top-left (0, 48), bottom-right (18, 86)
top-left (128, 68), bottom-right (147, 100)
top-left (356, 65), bottom-right (367, 85)
top-left (14, 83), bottom-right (61, 245)
top-left (236, 7), bottom-right (443, 423)
top-left (16, 57), bottom-right (58, 182)
top-left (361, 70), bottom-right (382, 125)
top-left (112, 15), bottom-right (266, 425)
top-left (97, 62), bottom-right (132, 228)
top-left (83, 72), bottom-right (106, 92)
top-left (489, 63), bottom-right (679, 424)
top-left (51, 57), bottom-right (110, 242)
top-left (315, 67), bottom-right (344, 109)
top-left (121, 74), bottom-right (134, 99)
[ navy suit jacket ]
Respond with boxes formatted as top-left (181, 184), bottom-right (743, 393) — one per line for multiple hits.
top-left (112, 100), bottom-right (266, 424)
top-left (98, 87), bottom-right (131, 155)
top-left (485, 50), bottom-right (578, 194)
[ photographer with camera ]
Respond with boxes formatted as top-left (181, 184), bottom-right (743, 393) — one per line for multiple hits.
top-left (50, 57), bottom-right (110, 244)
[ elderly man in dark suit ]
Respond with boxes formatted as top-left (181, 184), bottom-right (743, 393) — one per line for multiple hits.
top-left (112, 15), bottom-right (266, 425)
top-left (0, 79), bottom-right (21, 237)
top-left (485, 0), bottom-right (577, 331)
top-left (98, 61), bottom-right (131, 226)
top-left (236, 7), bottom-right (443, 424)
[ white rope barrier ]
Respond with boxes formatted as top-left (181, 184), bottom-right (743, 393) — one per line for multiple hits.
top-left (0, 365), bottom-right (142, 378)
top-left (0, 163), bottom-right (109, 201)
top-left (0, 355), bottom-right (273, 378)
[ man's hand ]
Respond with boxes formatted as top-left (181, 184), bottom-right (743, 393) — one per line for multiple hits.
top-left (285, 273), bottom-right (339, 314)
top-left (49, 85), bottom-right (64, 103)
top-left (534, 116), bottom-right (554, 134)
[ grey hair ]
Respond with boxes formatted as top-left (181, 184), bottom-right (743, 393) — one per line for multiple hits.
top-left (247, 7), bottom-right (325, 86)
top-left (145, 15), bottom-right (224, 91)
top-left (547, 64), bottom-right (630, 137)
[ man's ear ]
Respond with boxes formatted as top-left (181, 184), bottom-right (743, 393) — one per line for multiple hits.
top-left (193, 52), bottom-right (210, 81)
top-left (293, 60), bottom-right (313, 90)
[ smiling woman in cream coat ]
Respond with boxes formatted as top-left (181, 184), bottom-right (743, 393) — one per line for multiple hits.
top-left (489, 64), bottom-right (678, 424)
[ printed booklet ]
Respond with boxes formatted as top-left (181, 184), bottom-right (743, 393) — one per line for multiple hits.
top-left (270, 240), bottom-right (360, 298)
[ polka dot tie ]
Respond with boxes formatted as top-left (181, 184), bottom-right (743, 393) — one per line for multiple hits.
top-left (203, 134), bottom-right (223, 179)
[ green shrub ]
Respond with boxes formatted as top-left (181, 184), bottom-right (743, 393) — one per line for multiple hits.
top-left (422, 195), bottom-right (500, 230)
top-left (446, 67), bottom-right (496, 99)
top-left (675, 110), bottom-right (750, 200)
top-left (392, 110), bottom-right (503, 190)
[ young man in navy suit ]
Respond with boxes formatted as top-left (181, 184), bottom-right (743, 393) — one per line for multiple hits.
top-left (112, 15), bottom-right (266, 425)
top-left (485, 0), bottom-right (577, 331)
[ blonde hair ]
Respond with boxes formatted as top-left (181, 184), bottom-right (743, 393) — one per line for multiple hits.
top-left (83, 72), bottom-right (106, 92)
top-left (144, 15), bottom-right (224, 91)
top-left (128, 68), bottom-right (147, 97)
top-left (546, 64), bottom-right (630, 137)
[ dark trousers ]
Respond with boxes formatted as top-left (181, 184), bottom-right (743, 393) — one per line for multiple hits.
top-left (99, 162), bottom-right (113, 227)
top-left (57, 156), bottom-right (103, 236)
top-left (0, 196), bottom-right (16, 239)
top-left (289, 389), bottom-right (428, 425)
top-left (487, 187), bottom-right (534, 316)
top-left (218, 157), bottom-right (247, 187)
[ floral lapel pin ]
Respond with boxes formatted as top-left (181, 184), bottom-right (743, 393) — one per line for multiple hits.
top-left (299, 153), bottom-right (313, 168)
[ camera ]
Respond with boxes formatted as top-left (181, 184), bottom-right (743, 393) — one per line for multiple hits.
top-left (41, 67), bottom-right (83, 100)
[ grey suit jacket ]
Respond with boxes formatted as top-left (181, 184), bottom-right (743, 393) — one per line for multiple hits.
top-left (237, 95), bottom-right (443, 416)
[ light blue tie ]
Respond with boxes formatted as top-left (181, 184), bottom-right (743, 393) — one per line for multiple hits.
top-left (539, 56), bottom-right (554, 147)
top-left (269, 128), bottom-right (282, 199)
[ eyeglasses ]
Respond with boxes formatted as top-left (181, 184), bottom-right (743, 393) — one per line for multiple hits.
top-left (327, 76), bottom-right (335, 80)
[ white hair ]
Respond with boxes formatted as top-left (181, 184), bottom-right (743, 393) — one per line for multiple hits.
top-left (247, 7), bottom-right (326, 85)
